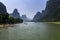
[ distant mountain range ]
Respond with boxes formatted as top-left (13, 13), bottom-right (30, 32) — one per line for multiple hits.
top-left (9, 9), bottom-right (31, 22)
top-left (21, 15), bottom-right (31, 22)
top-left (1, 0), bottom-right (60, 22)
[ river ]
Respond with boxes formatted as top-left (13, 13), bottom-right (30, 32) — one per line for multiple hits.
top-left (0, 22), bottom-right (60, 40)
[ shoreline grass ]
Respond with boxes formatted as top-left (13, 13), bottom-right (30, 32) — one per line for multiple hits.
top-left (51, 22), bottom-right (60, 24)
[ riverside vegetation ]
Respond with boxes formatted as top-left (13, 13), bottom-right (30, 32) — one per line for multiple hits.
top-left (0, 13), bottom-right (23, 24)
top-left (0, 2), bottom-right (23, 24)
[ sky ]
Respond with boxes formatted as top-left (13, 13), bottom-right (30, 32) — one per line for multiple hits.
top-left (0, 0), bottom-right (47, 19)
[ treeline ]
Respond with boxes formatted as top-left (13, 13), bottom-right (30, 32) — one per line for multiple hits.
top-left (0, 13), bottom-right (23, 24)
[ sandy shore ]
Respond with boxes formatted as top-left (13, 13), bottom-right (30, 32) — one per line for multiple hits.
top-left (0, 24), bottom-right (13, 28)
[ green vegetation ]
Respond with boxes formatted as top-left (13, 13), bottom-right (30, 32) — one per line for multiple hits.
top-left (0, 13), bottom-right (23, 24)
top-left (50, 22), bottom-right (60, 24)
top-left (0, 13), bottom-right (9, 24)
top-left (8, 16), bottom-right (23, 24)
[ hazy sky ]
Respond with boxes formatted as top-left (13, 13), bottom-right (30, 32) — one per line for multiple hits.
top-left (0, 0), bottom-right (47, 19)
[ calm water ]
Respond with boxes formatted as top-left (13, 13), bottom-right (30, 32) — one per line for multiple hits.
top-left (0, 22), bottom-right (60, 40)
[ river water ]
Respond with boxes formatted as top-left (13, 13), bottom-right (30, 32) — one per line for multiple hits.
top-left (0, 22), bottom-right (60, 40)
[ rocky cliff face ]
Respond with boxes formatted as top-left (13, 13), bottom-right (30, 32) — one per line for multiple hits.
top-left (10, 9), bottom-right (20, 19)
top-left (0, 2), bottom-right (7, 13)
top-left (0, 2), bottom-right (10, 23)
top-left (21, 15), bottom-right (29, 22)
top-left (38, 0), bottom-right (60, 22)
top-left (33, 12), bottom-right (42, 21)
top-left (44, 0), bottom-right (60, 21)
top-left (33, 0), bottom-right (60, 22)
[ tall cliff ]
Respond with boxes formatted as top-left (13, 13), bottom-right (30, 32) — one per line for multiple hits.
top-left (9, 9), bottom-right (20, 19)
top-left (0, 2), bottom-right (7, 13)
top-left (33, 12), bottom-right (42, 21)
top-left (41, 0), bottom-right (60, 21)
top-left (34, 0), bottom-right (60, 22)
top-left (0, 2), bottom-right (9, 23)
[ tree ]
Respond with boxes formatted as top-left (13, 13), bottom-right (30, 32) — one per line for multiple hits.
top-left (0, 13), bottom-right (9, 24)
top-left (8, 17), bottom-right (23, 24)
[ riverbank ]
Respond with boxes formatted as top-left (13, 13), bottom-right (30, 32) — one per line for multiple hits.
top-left (51, 22), bottom-right (60, 24)
top-left (0, 24), bottom-right (14, 28)
top-left (44, 22), bottom-right (60, 24)
top-left (0, 22), bottom-right (23, 28)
